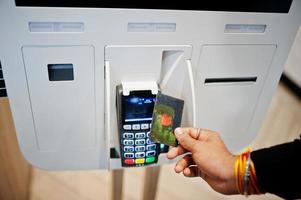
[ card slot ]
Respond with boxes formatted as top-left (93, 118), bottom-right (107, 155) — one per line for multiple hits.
top-left (47, 63), bottom-right (74, 81)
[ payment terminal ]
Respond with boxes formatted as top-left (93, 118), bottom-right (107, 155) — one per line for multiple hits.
top-left (116, 85), bottom-right (160, 167)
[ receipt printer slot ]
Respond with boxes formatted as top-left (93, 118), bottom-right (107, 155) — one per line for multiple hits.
top-left (204, 77), bottom-right (257, 84)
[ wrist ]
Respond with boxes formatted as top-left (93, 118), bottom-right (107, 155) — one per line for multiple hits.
top-left (225, 155), bottom-right (239, 194)
top-left (216, 154), bottom-right (238, 195)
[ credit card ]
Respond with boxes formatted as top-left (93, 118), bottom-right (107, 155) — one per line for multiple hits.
top-left (150, 92), bottom-right (184, 147)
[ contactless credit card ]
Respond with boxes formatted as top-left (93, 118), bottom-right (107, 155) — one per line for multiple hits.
top-left (150, 92), bottom-right (184, 147)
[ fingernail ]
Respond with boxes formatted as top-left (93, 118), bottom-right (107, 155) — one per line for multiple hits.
top-left (174, 127), bottom-right (183, 136)
top-left (175, 165), bottom-right (182, 173)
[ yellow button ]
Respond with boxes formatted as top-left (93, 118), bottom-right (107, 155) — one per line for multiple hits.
top-left (135, 158), bottom-right (145, 164)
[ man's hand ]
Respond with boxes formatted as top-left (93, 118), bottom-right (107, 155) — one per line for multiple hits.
top-left (167, 127), bottom-right (238, 195)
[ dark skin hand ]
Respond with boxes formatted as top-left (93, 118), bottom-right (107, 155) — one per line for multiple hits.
top-left (167, 127), bottom-right (238, 195)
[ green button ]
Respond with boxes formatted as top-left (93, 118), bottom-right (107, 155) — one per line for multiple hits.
top-left (146, 157), bottom-right (155, 163)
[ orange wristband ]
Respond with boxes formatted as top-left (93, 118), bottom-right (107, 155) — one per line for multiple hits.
top-left (235, 148), bottom-right (261, 196)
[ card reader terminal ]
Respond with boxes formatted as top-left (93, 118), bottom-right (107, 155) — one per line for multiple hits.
top-left (116, 86), bottom-right (160, 167)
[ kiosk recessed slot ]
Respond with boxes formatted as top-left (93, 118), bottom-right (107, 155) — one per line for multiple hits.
top-left (47, 63), bottom-right (74, 81)
top-left (204, 77), bottom-right (257, 85)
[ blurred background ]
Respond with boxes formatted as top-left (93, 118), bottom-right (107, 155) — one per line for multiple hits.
top-left (1, 27), bottom-right (300, 200)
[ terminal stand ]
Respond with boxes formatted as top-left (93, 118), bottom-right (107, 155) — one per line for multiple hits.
top-left (111, 167), bottom-right (161, 200)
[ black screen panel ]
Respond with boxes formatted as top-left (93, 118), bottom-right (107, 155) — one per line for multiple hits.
top-left (15, 0), bottom-right (293, 13)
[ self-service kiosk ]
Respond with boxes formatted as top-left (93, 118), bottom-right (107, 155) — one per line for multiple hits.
top-left (0, 0), bottom-right (300, 170)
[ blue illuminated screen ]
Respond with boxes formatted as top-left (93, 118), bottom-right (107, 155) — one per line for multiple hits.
top-left (123, 95), bottom-right (156, 122)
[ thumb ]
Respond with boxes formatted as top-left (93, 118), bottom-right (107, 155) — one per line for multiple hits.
top-left (174, 128), bottom-right (199, 153)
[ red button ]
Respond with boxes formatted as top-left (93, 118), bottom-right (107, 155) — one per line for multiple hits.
top-left (124, 159), bottom-right (134, 165)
